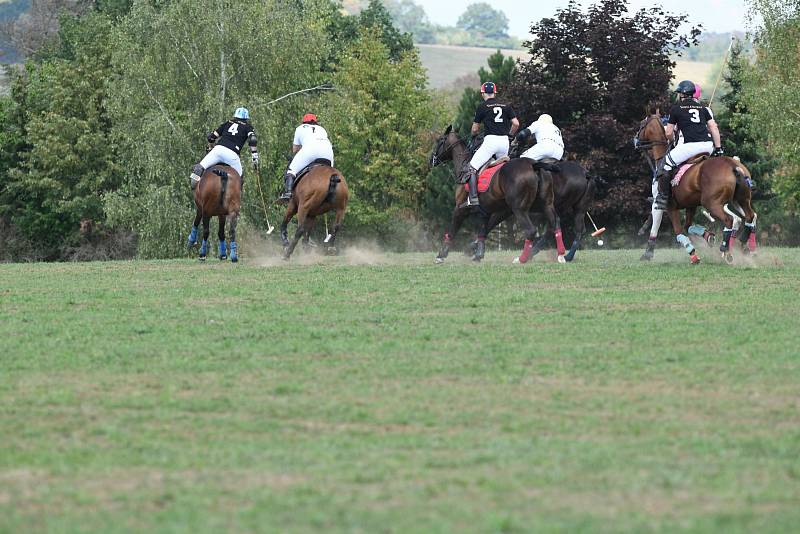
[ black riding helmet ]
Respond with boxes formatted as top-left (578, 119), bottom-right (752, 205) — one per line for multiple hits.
top-left (675, 80), bottom-right (696, 97)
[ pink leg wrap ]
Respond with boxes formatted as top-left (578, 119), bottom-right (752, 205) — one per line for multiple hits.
top-left (518, 239), bottom-right (534, 264)
top-left (444, 233), bottom-right (452, 243)
top-left (554, 229), bottom-right (566, 256)
top-left (748, 232), bottom-right (757, 252)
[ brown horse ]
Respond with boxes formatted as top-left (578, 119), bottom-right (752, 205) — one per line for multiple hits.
top-left (186, 165), bottom-right (242, 262)
top-left (280, 164), bottom-right (349, 260)
top-left (634, 114), bottom-right (757, 264)
top-left (429, 125), bottom-right (566, 264)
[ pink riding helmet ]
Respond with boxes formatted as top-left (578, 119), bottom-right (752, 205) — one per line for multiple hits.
top-left (693, 83), bottom-right (702, 99)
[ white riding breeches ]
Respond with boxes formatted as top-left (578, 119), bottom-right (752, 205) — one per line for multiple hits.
top-left (200, 145), bottom-right (242, 177)
top-left (289, 142), bottom-right (334, 176)
top-left (469, 135), bottom-right (509, 170)
top-left (521, 141), bottom-right (564, 162)
top-left (665, 141), bottom-right (713, 170)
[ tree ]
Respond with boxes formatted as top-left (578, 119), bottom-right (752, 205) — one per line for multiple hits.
top-left (743, 0), bottom-right (800, 211)
top-left (509, 0), bottom-right (699, 225)
top-left (384, 0), bottom-right (435, 43)
top-left (320, 27), bottom-right (446, 245)
top-left (0, 0), bottom-right (91, 59)
top-left (456, 2), bottom-right (509, 39)
top-left (1, 12), bottom-right (120, 260)
top-left (328, 0), bottom-right (414, 63)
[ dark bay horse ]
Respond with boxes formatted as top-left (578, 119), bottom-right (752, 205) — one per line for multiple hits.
top-left (634, 114), bottom-right (757, 264)
top-left (186, 165), bottom-right (241, 262)
top-left (429, 125), bottom-right (566, 264)
top-left (280, 164), bottom-right (348, 260)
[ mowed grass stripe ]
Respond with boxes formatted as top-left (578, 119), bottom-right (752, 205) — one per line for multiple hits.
top-left (1, 249), bottom-right (799, 532)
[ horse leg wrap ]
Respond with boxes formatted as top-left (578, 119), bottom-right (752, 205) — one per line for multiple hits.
top-left (676, 233), bottom-right (695, 255)
top-left (720, 228), bottom-right (733, 252)
top-left (187, 226), bottom-right (198, 247)
top-left (219, 240), bottom-right (227, 259)
top-left (518, 239), bottom-right (534, 264)
top-left (565, 239), bottom-right (580, 262)
top-left (444, 233), bottom-right (452, 243)
top-left (473, 238), bottom-right (486, 261)
top-left (649, 209), bottom-right (665, 240)
top-left (724, 204), bottom-right (743, 231)
top-left (688, 224), bottom-right (707, 237)
top-left (554, 229), bottom-right (566, 257)
top-left (200, 239), bottom-right (208, 257)
top-left (230, 241), bottom-right (238, 263)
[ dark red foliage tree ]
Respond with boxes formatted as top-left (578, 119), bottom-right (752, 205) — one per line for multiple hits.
top-left (509, 0), bottom-right (700, 226)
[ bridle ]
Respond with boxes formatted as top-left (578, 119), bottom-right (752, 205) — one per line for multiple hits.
top-left (430, 135), bottom-right (467, 169)
top-left (633, 115), bottom-right (672, 178)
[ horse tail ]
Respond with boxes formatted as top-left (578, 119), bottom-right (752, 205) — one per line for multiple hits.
top-left (212, 167), bottom-right (229, 209)
top-left (324, 173), bottom-right (341, 204)
top-left (730, 164), bottom-right (750, 218)
top-left (587, 174), bottom-right (608, 199)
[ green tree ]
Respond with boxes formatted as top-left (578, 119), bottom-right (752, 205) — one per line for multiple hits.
top-left (1, 12), bottom-right (119, 259)
top-left (743, 0), bottom-right (800, 210)
top-left (456, 2), bottom-right (509, 39)
top-left (384, 0), bottom-right (435, 43)
top-left (320, 27), bottom-right (446, 245)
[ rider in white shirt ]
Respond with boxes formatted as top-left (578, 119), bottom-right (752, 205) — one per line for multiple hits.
top-left (516, 114), bottom-right (564, 161)
top-left (280, 113), bottom-right (335, 201)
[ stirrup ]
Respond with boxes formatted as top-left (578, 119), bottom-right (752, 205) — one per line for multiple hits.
top-left (459, 197), bottom-right (479, 209)
top-left (279, 191), bottom-right (292, 202)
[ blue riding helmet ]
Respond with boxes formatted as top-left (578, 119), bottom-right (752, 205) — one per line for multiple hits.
top-left (234, 107), bottom-right (250, 120)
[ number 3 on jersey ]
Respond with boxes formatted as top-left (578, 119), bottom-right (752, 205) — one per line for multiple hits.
top-left (228, 123), bottom-right (239, 135)
top-left (689, 109), bottom-right (701, 123)
top-left (493, 107), bottom-right (504, 123)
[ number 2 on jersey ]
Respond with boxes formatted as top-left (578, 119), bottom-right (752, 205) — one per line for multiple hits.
top-left (493, 107), bottom-right (504, 123)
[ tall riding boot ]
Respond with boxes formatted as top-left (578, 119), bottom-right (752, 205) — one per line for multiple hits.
top-left (279, 172), bottom-right (295, 201)
top-left (460, 168), bottom-right (479, 208)
top-left (190, 164), bottom-right (204, 191)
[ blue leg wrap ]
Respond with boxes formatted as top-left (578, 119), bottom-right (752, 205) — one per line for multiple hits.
top-left (230, 241), bottom-right (238, 263)
top-left (687, 225), bottom-right (706, 237)
top-left (676, 233), bottom-right (694, 254)
top-left (187, 226), bottom-right (198, 247)
top-left (199, 239), bottom-right (208, 256)
top-left (219, 240), bottom-right (227, 259)
top-left (564, 239), bottom-right (579, 262)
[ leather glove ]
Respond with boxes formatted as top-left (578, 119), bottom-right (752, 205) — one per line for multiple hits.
top-left (712, 146), bottom-right (724, 157)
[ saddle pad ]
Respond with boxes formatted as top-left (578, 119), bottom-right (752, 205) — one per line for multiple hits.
top-left (671, 164), bottom-right (693, 187)
top-left (464, 162), bottom-right (506, 194)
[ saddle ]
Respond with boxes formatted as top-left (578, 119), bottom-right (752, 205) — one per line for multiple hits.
top-left (464, 157), bottom-right (511, 194)
top-left (293, 158), bottom-right (332, 190)
top-left (671, 155), bottom-right (709, 187)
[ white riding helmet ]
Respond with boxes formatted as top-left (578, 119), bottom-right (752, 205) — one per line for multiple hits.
top-left (234, 107), bottom-right (250, 120)
top-left (537, 114), bottom-right (553, 124)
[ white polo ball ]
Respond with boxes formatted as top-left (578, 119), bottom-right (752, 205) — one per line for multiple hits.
top-left (597, 239), bottom-right (604, 246)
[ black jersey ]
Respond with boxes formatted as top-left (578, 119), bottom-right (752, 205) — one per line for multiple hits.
top-left (212, 120), bottom-right (255, 155)
top-left (474, 98), bottom-right (517, 136)
top-left (668, 99), bottom-right (713, 143)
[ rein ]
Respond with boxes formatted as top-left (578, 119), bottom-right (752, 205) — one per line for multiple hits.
top-left (430, 136), bottom-right (469, 169)
top-left (634, 115), bottom-right (672, 178)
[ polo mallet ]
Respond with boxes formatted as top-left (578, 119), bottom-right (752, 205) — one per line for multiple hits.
top-left (253, 164), bottom-right (275, 234)
top-left (586, 212), bottom-right (606, 245)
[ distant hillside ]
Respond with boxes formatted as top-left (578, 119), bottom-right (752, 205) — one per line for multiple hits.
top-left (418, 44), bottom-right (715, 91)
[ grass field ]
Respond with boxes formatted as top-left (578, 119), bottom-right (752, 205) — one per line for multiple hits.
top-left (418, 44), bottom-right (714, 90)
top-left (2, 248), bottom-right (800, 532)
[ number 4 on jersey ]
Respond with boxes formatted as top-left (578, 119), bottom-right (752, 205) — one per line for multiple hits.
top-left (228, 123), bottom-right (239, 135)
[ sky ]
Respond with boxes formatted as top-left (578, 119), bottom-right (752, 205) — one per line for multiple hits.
top-left (414, 0), bottom-right (750, 37)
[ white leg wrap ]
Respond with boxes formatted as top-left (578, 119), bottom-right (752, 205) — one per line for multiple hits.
top-left (723, 204), bottom-right (743, 231)
top-left (746, 213), bottom-right (757, 229)
top-left (649, 208), bottom-right (664, 239)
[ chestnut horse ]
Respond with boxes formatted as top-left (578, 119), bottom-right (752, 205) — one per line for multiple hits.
top-left (634, 114), bottom-right (757, 264)
top-left (280, 164), bottom-right (348, 260)
top-left (186, 165), bottom-right (241, 262)
top-left (429, 125), bottom-right (566, 264)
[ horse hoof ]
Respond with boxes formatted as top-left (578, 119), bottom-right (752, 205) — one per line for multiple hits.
top-left (231, 256), bottom-right (238, 263)
top-left (690, 254), bottom-right (700, 265)
top-left (325, 247), bottom-right (338, 256)
top-left (472, 255), bottom-right (483, 262)
top-left (199, 256), bottom-right (206, 262)
top-left (722, 252), bottom-right (734, 265)
top-left (557, 255), bottom-right (566, 264)
top-left (219, 255), bottom-right (227, 261)
top-left (512, 257), bottom-right (521, 264)
top-left (640, 254), bottom-right (653, 261)
top-left (434, 257), bottom-right (444, 264)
